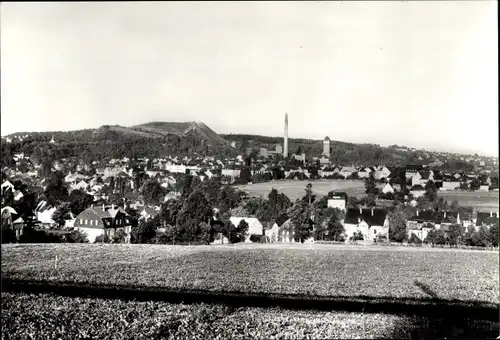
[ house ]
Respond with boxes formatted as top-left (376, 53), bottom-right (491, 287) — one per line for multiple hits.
top-left (12, 217), bottom-right (25, 239)
top-left (265, 223), bottom-right (280, 243)
top-left (229, 217), bottom-right (264, 242)
top-left (13, 190), bottom-right (24, 201)
top-left (340, 167), bottom-right (356, 179)
top-left (1, 206), bottom-right (17, 230)
top-left (478, 185), bottom-right (490, 192)
top-left (35, 201), bottom-right (57, 228)
top-left (412, 170), bottom-right (434, 187)
top-left (327, 192), bottom-right (348, 211)
top-left (1, 180), bottom-right (15, 193)
top-left (406, 210), bottom-right (460, 232)
top-left (381, 183), bottom-right (395, 194)
top-left (375, 166), bottom-right (391, 180)
top-left (410, 185), bottom-right (426, 198)
top-left (74, 205), bottom-right (131, 243)
top-left (405, 165), bottom-right (423, 179)
top-left (342, 208), bottom-right (389, 241)
top-left (440, 181), bottom-right (461, 191)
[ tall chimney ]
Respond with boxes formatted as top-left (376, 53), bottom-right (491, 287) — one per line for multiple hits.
top-left (283, 113), bottom-right (288, 158)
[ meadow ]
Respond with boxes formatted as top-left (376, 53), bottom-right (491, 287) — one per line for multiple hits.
top-left (234, 180), bottom-right (366, 200)
top-left (2, 243), bottom-right (499, 339)
top-left (235, 179), bottom-right (500, 210)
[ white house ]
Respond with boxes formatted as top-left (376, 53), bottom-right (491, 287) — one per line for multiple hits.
top-left (440, 181), bottom-right (461, 191)
top-left (229, 217), bottom-right (263, 242)
top-left (1, 180), bottom-right (15, 192)
top-left (478, 185), bottom-right (490, 192)
top-left (410, 185), bottom-right (426, 198)
top-left (375, 166), bottom-right (391, 180)
top-left (327, 197), bottom-right (346, 211)
top-left (381, 183), bottom-right (395, 194)
top-left (343, 208), bottom-right (389, 241)
top-left (35, 201), bottom-right (57, 228)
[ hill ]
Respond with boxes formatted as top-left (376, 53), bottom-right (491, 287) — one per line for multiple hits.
top-left (1, 122), bottom-right (235, 163)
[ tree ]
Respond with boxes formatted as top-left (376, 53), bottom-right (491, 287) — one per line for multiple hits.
top-left (65, 229), bottom-right (88, 243)
top-left (109, 177), bottom-right (115, 193)
top-left (68, 189), bottom-right (94, 216)
top-left (424, 229), bottom-right (446, 245)
top-left (177, 190), bottom-right (212, 244)
top-left (44, 171), bottom-right (69, 207)
top-left (229, 219), bottom-right (249, 243)
top-left (424, 180), bottom-right (438, 203)
top-left (288, 200), bottom-right (313, 243)
top-left (51, 203), bottom-right (72, 228)
top-left (326, 215), bottom-right (345, 241)
top-left (302, 183), bottom-right (315, 205)
top-left (388, 211), bottom-right (408, 242)
top-left (470, 178), bottom-right (481, 191)
top-left (141, 179), bottom-right (167, 206)
top-left (131, 219), bottom-right (157, 244)
top-left (365, 172), bottom-right (378, 196)
top-left (95, 234), bottom-right (112, 243)
top-left (112, 229), bottom-right (127, 243)
top-left (489, 219), bottom-right (499, 247)
top-left (446, 224), bottom-right (463, 245)
top-left (239, 167), bottom-right (252, 184)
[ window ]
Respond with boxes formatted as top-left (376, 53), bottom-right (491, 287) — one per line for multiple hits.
top-left (80, 219), bottom-right (83, 225)
top-left (374, 229), bottom-right (377, 234)
top-left (84, 219), bottom-right (87, 225)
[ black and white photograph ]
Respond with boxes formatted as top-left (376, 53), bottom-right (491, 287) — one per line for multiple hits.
top-left (1, 1), bottom-right (498, 339)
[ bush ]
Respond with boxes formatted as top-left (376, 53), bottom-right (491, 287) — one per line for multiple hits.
top-left (349, 231), bottom-right (364, 241)
top-left (1, 229), bottom-right (17, 244)
top-left (249, 234), bottom-right (262, 243)
top-left (408, 233), bottom-right (422, 244)
top-left (112, 229), bottom-right (127, 244)
top-left (95, 234), bottom-right (112, 243)
top-left (65, 230), bottom-right (88, 243)
top-left (375, 234), bottom-right (387, 243)
top-left (18, 226), bottom-right (64, 244)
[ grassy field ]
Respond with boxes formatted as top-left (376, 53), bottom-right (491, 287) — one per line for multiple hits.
top-left (235, 179), bottom-right (500, 210)
top-left (2, 244), bottom-right (499, 339)
top-left (439, 191), bottom-right (499, 211)
top-left (234, 180), bottom-right (366, 201)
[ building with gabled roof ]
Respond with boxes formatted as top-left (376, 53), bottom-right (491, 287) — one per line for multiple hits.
top-left (74, 205), bottom-right (131, 243)
top-left (343, 208), bottom-right (389, 241)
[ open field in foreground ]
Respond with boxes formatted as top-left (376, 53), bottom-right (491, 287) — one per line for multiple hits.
top-left (2, 244), bottom-right (499, 339)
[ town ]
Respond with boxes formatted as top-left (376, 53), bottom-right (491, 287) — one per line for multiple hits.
top-left (1, 116), bottom-right (498, 248)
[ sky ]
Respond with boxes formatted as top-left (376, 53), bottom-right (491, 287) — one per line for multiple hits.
top-left (1, 1), bottom-right (498, 156)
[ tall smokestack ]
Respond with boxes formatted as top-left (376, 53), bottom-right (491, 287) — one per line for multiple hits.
top-left (284, 113), bottom-right (289, 158)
